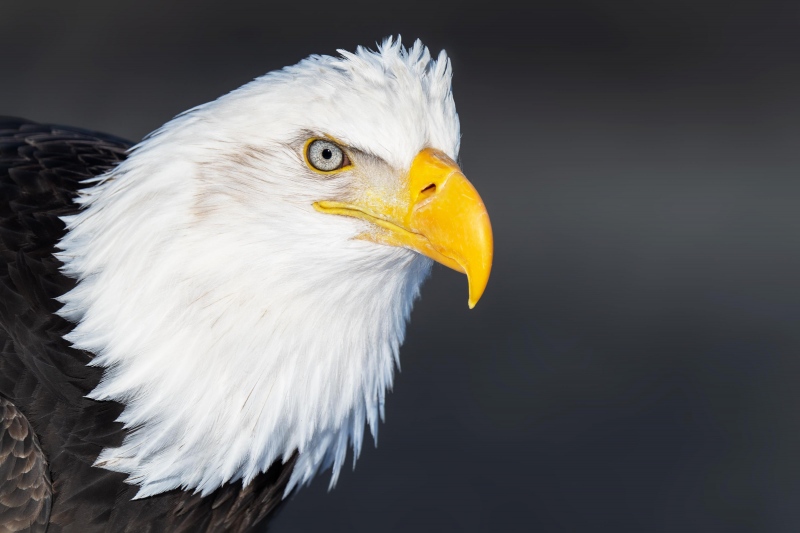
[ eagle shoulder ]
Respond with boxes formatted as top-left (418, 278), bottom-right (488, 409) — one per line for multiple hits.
top-left (0, 397), bottom-right (52, 533)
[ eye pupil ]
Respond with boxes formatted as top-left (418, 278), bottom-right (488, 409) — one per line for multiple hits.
top-left (322, 149), bottom-right (332, 159)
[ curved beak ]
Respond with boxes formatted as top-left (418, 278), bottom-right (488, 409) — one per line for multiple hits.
top-left (315, 148), bottom-right (493, 308)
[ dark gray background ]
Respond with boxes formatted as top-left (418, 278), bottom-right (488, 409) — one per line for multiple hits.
top-left (3, 1), bottom-right (800, 531)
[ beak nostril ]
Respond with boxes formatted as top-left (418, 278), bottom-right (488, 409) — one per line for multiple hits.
top-left (418, 183), bottom-right (436, 202)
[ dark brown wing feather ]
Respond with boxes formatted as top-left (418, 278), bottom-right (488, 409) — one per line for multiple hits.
top-left (0, 117), bottom-right (296, 532)
top-left (0, 398), bottom-right (52, 533)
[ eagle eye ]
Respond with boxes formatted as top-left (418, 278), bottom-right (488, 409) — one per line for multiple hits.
top-left (306, 139), bottom-right (350, 172)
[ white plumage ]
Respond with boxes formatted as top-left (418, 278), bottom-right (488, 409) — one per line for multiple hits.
top-left (55, 38), bottom-right (461, 498)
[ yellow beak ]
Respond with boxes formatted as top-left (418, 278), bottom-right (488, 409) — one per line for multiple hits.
top-left (314, 148), bottom-right (493, 308)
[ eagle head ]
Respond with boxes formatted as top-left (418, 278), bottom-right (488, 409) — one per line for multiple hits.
top-left (56, 38), bottom-right (493, 498)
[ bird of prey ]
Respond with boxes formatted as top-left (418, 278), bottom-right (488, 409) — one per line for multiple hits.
top-left (0, 38), bottom-right (492, 532)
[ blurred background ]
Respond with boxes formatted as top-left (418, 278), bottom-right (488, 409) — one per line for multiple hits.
top-left (3, 1), bottom-right (800, 531)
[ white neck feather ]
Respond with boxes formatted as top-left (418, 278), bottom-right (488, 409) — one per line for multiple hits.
top-left (57, 132), bottom-right (430, 496)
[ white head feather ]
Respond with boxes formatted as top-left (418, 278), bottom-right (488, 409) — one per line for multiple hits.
top-left (55, 38), bottom-right (460, 498)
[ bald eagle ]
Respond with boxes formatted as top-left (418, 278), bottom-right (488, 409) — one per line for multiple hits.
top-left (0, 39), bottom-right (492, 532)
